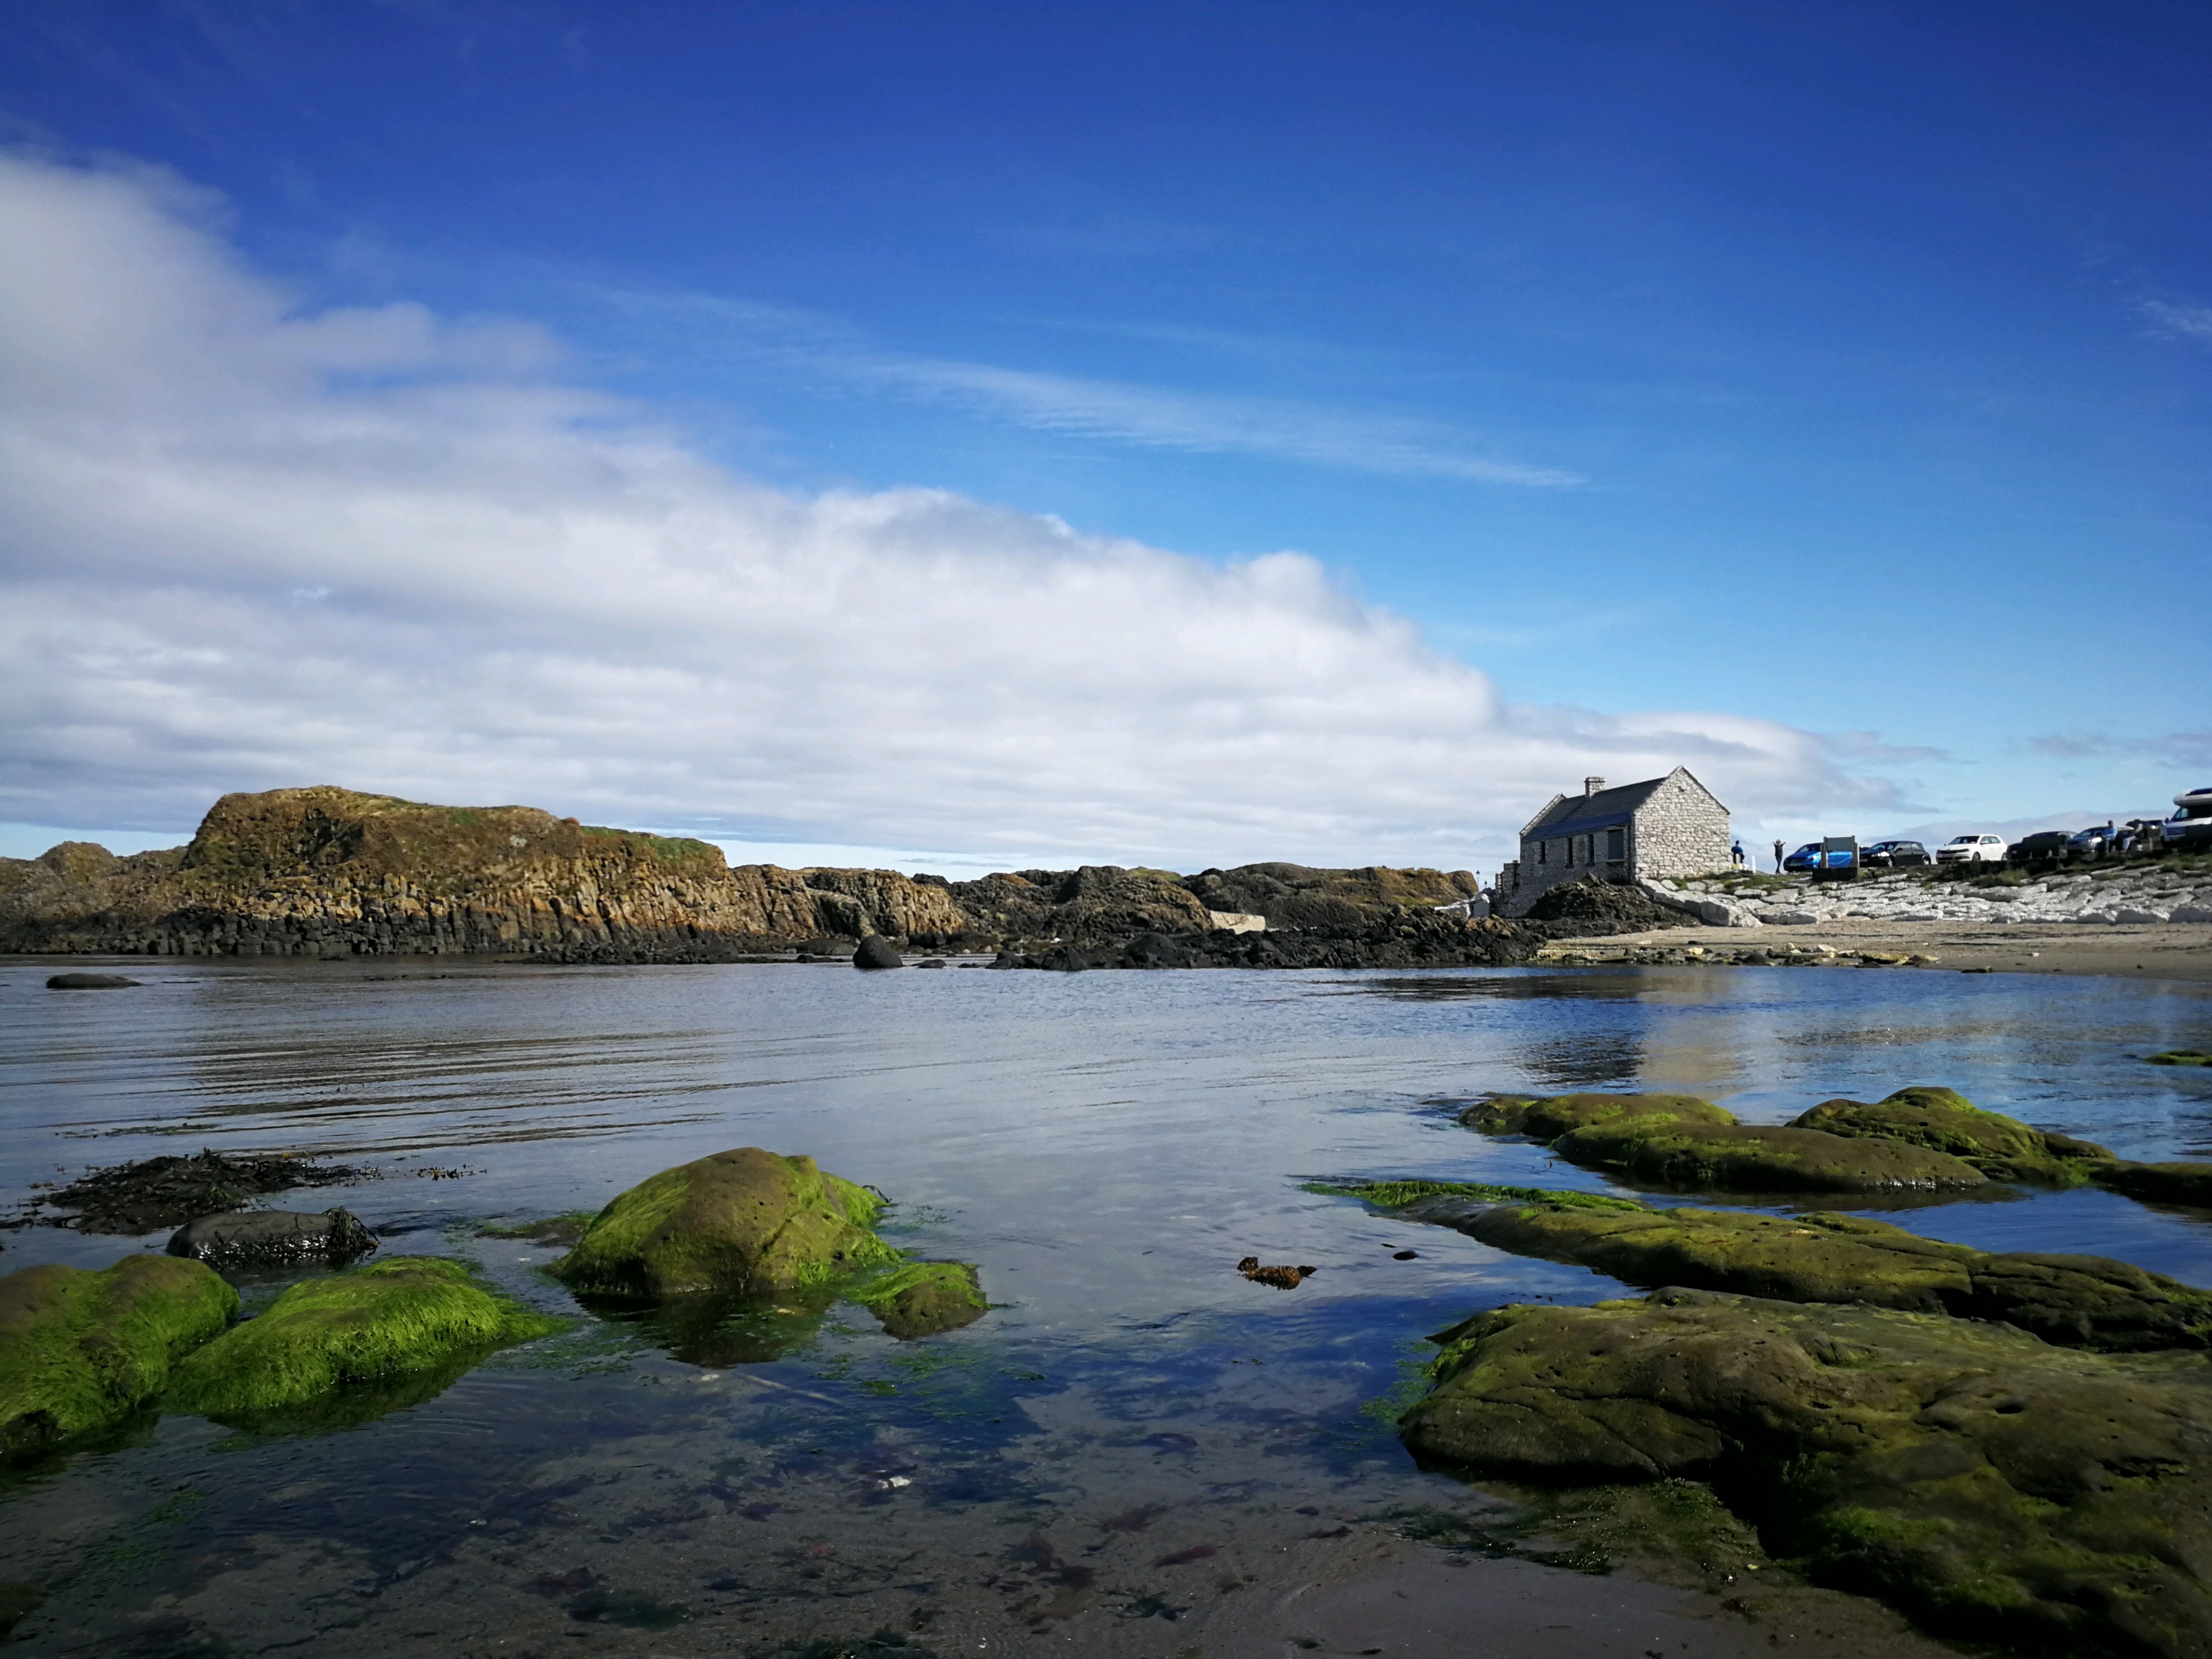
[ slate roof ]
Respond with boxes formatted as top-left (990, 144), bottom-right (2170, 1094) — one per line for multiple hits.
top-left (1522, 775), bottom-right (1673, 842)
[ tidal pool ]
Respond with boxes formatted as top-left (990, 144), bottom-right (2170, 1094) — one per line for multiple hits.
top-left (2, 957), bottom-right (2208, 1656)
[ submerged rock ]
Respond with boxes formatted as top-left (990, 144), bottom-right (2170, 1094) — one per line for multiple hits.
top-left (1462, 1089), bottom-right (1987, 1192)
top-left (1788, 1085), bottom-right (2114, 1183)
top-left (43, 973), bottom-right (138, 989)
top-left (2147, 1051), bottom-right (2212, 1068)
top-left (2090, 1162), bottom-right (2212, 1207)
top-left (1401, 1288), bottom-right (2212, 1657)
top-left (166, 1256), bottom-right (560, 1420)
top-left (1, 1256), bottom-right (237, 1458)
top-left (848, 1261), bottom-right (988, 1340)
top-left (551, 1147), bottom-right (900, 1299)
top-left (166, 1207), bottom-right (377, 1270)
top-left (1345, 1183), bottom-right (2212, 1352)
top-left (852, 935), bottom-right (904, 970)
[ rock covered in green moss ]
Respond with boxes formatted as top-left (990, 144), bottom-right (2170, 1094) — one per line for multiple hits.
top-left (166, 1256), bottom-right (560, 1419)
top-left (1400, 1288), bottom-right (2212, 1657)
top-left (1457, 1092), bottom-right (1733, 1138)
top-left (2147, 1051), bottom-right (2212, 1068)
top-left (1352, 1184), bottom-right (2212, 1351)
top-left (552, 1147), bottom-right (900, 1299)
top-left (1551, 1117), bottom-right (1988, 1192)
top-left (1461, 1089), bottom-right (1987, 1192)
top-left (849, 1262), bottom-right (988, 1340)
top-left (1788, 1086), bottom-right (2113, 1183)
top-left (0, 1256), bottom-right (237, 1458)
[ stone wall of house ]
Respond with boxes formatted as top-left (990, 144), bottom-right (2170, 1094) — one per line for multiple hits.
top-left (1627, 769), bottom-right (1731, 881)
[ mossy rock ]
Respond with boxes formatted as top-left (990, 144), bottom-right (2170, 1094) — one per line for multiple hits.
top-left (2090, 1162), bottom-right (2212, 1208)
top-left (551, 1148), bottom-right (900, 1299)
top-left (1459, 1092), bottom-right (1735, 1139)
top-left (1789, 1086), bottom-right (2113, 1183)
top-left (1359, 1188), bottom-right (2212, 1351)
top-left (2146, 1051), bottom-right (2212, 1068)
top-left (166, 1256), bottom-right (561, 1420)
top-left (1550, 1118), bottom-right (1988, 1193)
top-left (1400, 1288), bottom-right (2212, 1656)
top-left (0, 1256), bottom-right (237, 1458)
top-left (848, 1262), bottom-right (988, 1340)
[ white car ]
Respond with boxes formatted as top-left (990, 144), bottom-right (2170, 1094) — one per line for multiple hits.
top-left (1936, 833), bottom-right (2008, 865)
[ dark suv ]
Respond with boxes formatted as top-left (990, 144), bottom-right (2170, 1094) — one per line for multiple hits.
top-left (1861, 840), bottom-right (1930, 867)
top-left (2008, 830), bottom-right (2073, 864)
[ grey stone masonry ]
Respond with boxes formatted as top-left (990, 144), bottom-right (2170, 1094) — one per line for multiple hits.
top-left (1495, 767), bottom-right (1731, 918)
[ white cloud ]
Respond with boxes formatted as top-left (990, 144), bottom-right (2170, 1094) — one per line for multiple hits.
top-left (0, 151), bottom-right (1904, 871)
top-left (599, 288), bottom-right (1584, 487)
top-left (2141, 299), bottom-right (2212, 344)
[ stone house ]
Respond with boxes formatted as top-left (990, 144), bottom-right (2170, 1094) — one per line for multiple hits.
top-left (1493, 768), bottom-right (1730, 918)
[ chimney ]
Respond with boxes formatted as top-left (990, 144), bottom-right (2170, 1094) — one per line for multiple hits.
top-left (1584, 776), bottom-right (1605, 796)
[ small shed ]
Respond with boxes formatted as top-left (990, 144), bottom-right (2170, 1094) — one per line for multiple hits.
top-left (1493, 768), bottom-right (1729, 918)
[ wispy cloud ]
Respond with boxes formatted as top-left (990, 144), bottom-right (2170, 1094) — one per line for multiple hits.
top-left (598, 288), bottom-right (1583, 488)
top-left (2140, 299), bottom-right (2212, 344)
top-left (2030, 730), bottom-right (2212, 767)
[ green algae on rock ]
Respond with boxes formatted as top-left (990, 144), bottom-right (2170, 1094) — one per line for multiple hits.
top-left (0, 1256), bottom-right (237, 1458)
top-left (1788, 1085), bottom-right (2114, 1184)
top-left (1459, 1089), bottom-right (1987, 1192)
top-left (847, 1261), bottom-right (988, 1340)
top-left (1346, 1186), bottom-right (2212, 1352)
top-left (1400, 1288), bottom-right (2212, 1657)
top-left (1457, 1092), bottom-right (1733, 1139)
top-left (551, 1148), bottom-right (901, 1299)
top-left (2146, 1050), bottom-right (2212, 1067)
top-left (166, 1256), bottom-right (561, 1420)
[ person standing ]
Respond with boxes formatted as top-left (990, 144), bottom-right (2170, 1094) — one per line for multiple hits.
top-left (1772, 838), bottom-right (1785, 873)
top-left (1731, 840), bottom-right (1745, 868)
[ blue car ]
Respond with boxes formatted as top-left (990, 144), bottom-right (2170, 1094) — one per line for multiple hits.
top-left (1782, 843), bottom-right (1823, 872)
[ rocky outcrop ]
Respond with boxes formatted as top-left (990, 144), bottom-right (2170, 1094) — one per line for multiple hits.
top-left (1462, 1090), bottom-right (1991, 1192)
top-left (1789, 1086), bottom-right (2116, 1185)
top-left (1521, 874), bottom-right (1702, 937)
top-left (0, 787), bottom-right (914, 961)
top-left (1357, 1183), bottom-right (2212, 1351)
top-left (1400, 1288), bottom-right (2212, 1657)
top-left (949, 865), bottom-right (1214, 944)
top-left (799, 869), bottom-right (968, 941)
top-left (1, 1257), bottom-right (239, 1458)
top-left (1182, 862), bottom-right (1480, 931)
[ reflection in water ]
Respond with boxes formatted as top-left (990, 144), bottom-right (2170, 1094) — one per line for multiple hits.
top-left (1, 957), bottom-right (2210, 1654)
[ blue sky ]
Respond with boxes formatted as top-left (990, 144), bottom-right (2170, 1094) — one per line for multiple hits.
top-left (1, 3), bottom-right (2206, 874)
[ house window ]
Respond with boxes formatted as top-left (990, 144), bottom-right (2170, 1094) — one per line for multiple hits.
top-left (1537, 840), bottom-right (1547, 866)
top-left (1606, 827), bottom-right (1625, 863)
top-left (1564, 837), bottom-right (1574, 868)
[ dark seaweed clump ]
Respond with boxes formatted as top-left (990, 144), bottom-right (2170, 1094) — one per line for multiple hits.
top-left (37, 1149), bottom-right (366, 1234)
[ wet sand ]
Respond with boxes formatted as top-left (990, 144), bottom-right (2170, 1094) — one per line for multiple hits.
top-left (1546, 918), bottom-right (2212, 983)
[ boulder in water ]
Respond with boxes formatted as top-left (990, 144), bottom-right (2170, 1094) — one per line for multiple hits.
top-left (167, 1207), bottom-right (377, 1270)
top-left (44, 973), bottom-right (139, 990)
top-left (852, 935), bottom-right (904, 970)
top-left (551, 1147), bottom-right (899, 1298)
top-left (849, 1262), bottom-right (988, 1339)
top-left (1789, 1085), bottom-right (2113, 1183)
top-left (1, 1256), bottom-right (237, 1458)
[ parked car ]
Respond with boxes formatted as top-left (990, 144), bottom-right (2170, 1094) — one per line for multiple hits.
top-left (1936, 834), bottom-right (2008, 865)
top-left (1861, 840), bottom-right (1930, 867)
top-left (2169, 787), bottom-right (2212, 853)
top-left (1782, 842), bottom-right (1824, 873)
top-left (2067, 824), bottom-right (2121, 861)
top-left (2008, 830), bottom-right (2074, 864)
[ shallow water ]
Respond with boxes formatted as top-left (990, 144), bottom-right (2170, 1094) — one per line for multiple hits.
top-left (2, 957), bottom-right (2210, 1655)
